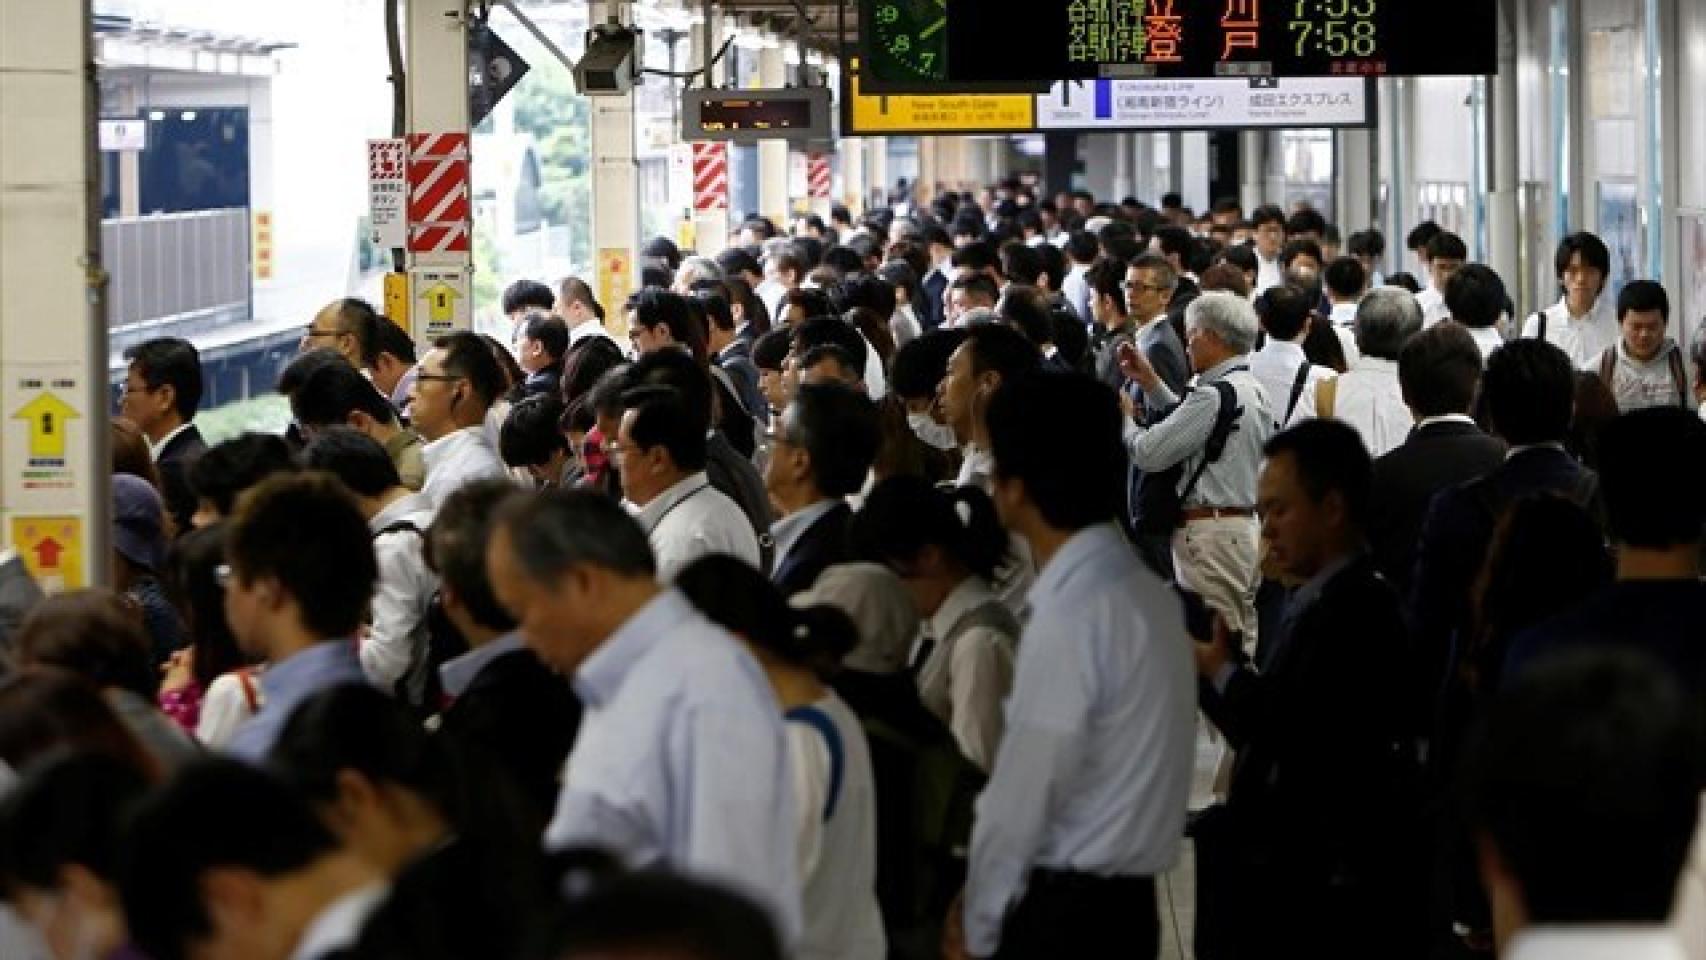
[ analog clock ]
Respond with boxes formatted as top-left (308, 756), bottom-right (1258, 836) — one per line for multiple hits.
top-left (866, 0), bottom-right (949, 83)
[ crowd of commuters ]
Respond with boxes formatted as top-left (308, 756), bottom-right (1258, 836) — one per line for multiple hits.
top-left (0, 177), bottom-right (1704, 960)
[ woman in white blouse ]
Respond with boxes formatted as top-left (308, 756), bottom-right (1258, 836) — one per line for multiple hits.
top-left (849, 475), bottom-right (1018, 773)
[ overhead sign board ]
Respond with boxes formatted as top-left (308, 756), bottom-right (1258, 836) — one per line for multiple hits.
top-left (861, 0), bottom-right (1496, 92)
top-left (844, 57), bottom-right (1369, 135)
top-left (682, 88), bottom-right (834, 143)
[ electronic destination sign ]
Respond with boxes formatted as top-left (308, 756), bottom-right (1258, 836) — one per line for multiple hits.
top-left (862, 0), bottom-right (1497, 93)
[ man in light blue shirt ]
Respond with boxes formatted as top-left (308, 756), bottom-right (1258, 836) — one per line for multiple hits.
top-left (222, 472), bottom-right (377, 762)
top-left (486, 488), bottom-right (802, 944)
top-left (949, 372), bottom-right (1195, 960)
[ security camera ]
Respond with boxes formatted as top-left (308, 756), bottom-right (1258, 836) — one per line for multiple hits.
top-left (574, 22), bottom-right (642, 96)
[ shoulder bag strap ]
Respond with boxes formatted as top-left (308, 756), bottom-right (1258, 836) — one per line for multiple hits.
top-left (1284, 361), bottom-right (1313, 425)
top-left (785, 705), bottom-right (846, 821)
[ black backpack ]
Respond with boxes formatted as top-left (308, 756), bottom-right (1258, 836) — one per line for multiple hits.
top-left (1131, 377), bottom-right (1246, 535)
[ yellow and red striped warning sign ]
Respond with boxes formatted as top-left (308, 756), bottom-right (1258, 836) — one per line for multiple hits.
top-left (807, 152), bottom-right (832, 200)
top-left (692, 141), bottom-right (728, 213)
top-left (407, 132), bottom-right (471, 254)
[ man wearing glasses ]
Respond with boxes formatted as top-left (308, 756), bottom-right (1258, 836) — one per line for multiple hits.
top-left (299, 298), bottom-right (380, 371)
top-left (119, 337), bottom-right (206, 535)
top-left (408, 331), bottom-right (511, 510)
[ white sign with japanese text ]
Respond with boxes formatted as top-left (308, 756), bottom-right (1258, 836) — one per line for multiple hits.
top-left (1036, 77), bottom-right (1369, 130)
top-left (367, 138), bottom-right (408, 249)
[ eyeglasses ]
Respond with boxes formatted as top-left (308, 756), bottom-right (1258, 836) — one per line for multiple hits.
top-left (302, 327), bottom-right (344, 340)
top-left (1125, 282), bottom-right (1170, 292)
top-left (414, 373), bottom-right (464, 384)
top-left (213, 564), bottom-right (233, 589)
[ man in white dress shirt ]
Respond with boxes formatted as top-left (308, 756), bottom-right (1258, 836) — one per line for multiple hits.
top-left (118, 759), bottom-right (388, 960)
top-left (948, 371), bottom-right (1194, 960)
top-left (1252, 284), bottom-right (1336, 428)
top-left (615, 385), bottom-right (760, 580)
top-left (486, 489), bottom-right (801, 943)
top-left (1292, 288), bottom-right (1424, 459)
top-left (1466, 650), bottom-right (1698, 960)
top-left (1520, 232), bottom-right (1619, 370)
top-left (1415, 231), bottom-right (1467, 328)
top-left (410, 331), bottom-right (511, 510)
top-left (1251, 205), bottom-right (1288, 296)
top-left (1324, 256), bottom-right (1368, 366)
top-left (1443, 263), bottom-right (1510, 362)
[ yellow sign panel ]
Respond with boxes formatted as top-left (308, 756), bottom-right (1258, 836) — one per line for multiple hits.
top-left (11, 516), bottom-right (83, 593)
top-left (409, 267), bottom-right (471, 343)
top-left (11, 391), bottom-right (79, 462)
top-left (383, 272), bottom-right (411, 335)
top-left (598, 248), bottom-right (634, 341)
top-left (846, 59), bottom-right (1034, 134)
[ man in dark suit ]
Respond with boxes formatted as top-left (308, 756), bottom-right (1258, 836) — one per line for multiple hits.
top-left (429, 480), bottom-right (580, 832)
top-left (515, 312), bottom-right (567, 399)
top-left (1194, 419), bottom-right (1427, 960)
top-left (1370, 323), bottom-right (1506, 593)
top-left (119, 337), bottom-right (206, 535)
top-left (1154, 225), bottom-right (1202, 344)
top-left (1408, 338), bottom-right (1601, 714)
top-left (921, 225), bottom-right (953, 332)
top-left (764, 381), bottom-right (880, 596)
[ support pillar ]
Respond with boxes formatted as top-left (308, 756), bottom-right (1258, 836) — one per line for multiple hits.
top-left (1336, 128), bottom-right (1374, 232)
top-left (0, 0), bottom-right (109, 590)
top-left (1239, 131), bottom-right (1265, 213)
top-left (867, 139), bottom-right (889, 211)
top-left (585, 0), bottom-right (639, 334)
top-left (1179, 132), bottom-right (1210, 213)
top-left (841, 134), bottom-right (866, 215)
top-left (1487, 0), bottom-right (1521, 293)
top-left (405, 0), bottom-right (474, 345)
top-left (756, 46), bottom-right (789, 227)
top-left (688, 10), bottom-right (727, 253)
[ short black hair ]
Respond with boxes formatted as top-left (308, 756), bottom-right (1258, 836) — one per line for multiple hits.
top-left (693, 291), bottom-right (736, 334)
top-left (1255, 284), bottom-right (1315, 342)
top-left (542, 871), bottom-right (783, 960)
top-left (288, 357), bottom-right (396, 428)
top-left (1034, 242), bottom-right (1067, 292)
top-left (792, 315), bottom-right (869, 380)
top-left (1064, 229), bottom-right (1100, 264)
top-left (1482, 338), bottom-right (1575, 446)
top-left (1465, 649), bottom-right (1702, 926)
top-left (890, 328), bottom-right (966, 401)
top-left (780, 382), bottom-right (880, 498)
top-left (1399, 322), bottom-right (1484, 419)
top-left (1251, 205), bottom-right (1287, 230)
top-left (1444, 263), bottom-right (1507, 329)
top-left (523, 311), bottom-right (570, 361)
top-left (226, 471), bottom-right (377, 638)
top-left (499, 393), bottom-right (569, 470)
top-left (1347, 229), bottom-right (1386, 258)
top-left (276, 347), bottom-right (347, 397)
top-left (1617, 279), bottom-right (1669, 324)
top-left (125, 337), bottom-right (203, 421)
top-left (0, 751), bottom-right (148, 896)
top-left (561, 335), bottom-right (625, 406)
top-left (1085, 257), bottom-right (1128, 316)
top-left (1597, 408), bottom-right (1706, 549)
top-left (373, 317), bottom-right (417, 365)
top-left (948, 272), bottom-right (999, 306)
top-left (325, 299), bottom-right (383, 366)
top-left (999, 243), bottom-right (1043, 286)
top-left (425, 479), bottom-right (520, 632)
top-left (998, 286), bottom-right (1056, 348)
top-left (964, 319), bottom-right (1042, 383)
top-left (832, 274), bottom-right (898, 320)
top-left (432, 330), bottom-right (507, 409)
top-left (716, 247), bottom-right (761, 280)
top-left (627, 345), bottom-right (713, 433)
top-left (1407, 220), bottom-right (1442, 253)
top-left (781, 287), bottom-right (834, 323)
top-left (502, 279), bottom-right (555, 316)
top-left (1285, 208), bottom-right (1328, 237)
top-left (987, 372), bottom-right (1124, 530)
top-left (1323, 256), bottom-right (1368, 299)
top-left (621, 384), bottom-right (708, 472)
top-left (800, 343), bottom-right (863, 383)
top-left (301, 426), bottom-right (402, 498)
top-left (630, 288), bottom-right (708, 364)
top-left (1097, 221), bottom-right (1142, 262)
top-left (188, 433), bottom-right (297, 516)
top-left (1426, 231), bottom-right (1468, 263)
top-left (1555, 232), bottom-right (1612, 282)
top-left (1153, 225), bottom-right (1196, 265)
top-left (752, 328), bottom-right (794, 373)
top-left (950, 241), bottom-right (998, 276)
top-left (118, 759), bottom-right (341, 960)
top-left (494, 487), bottom-right (656, 583)
top-left (587, 365), bottom-right (633, 421)
top-left (1279, 238), bottom-right (1324, 271)
top-left (1263, 418), bottom-right (1374, 530)
top-left (641, 236), bottom-right (683, 270)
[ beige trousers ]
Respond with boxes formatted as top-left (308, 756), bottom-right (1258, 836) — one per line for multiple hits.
top-left (1172, 515), bottom-right (1261, 649)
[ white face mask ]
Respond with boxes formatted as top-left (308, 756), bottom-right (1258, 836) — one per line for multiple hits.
top-left (907, 411), bottom-right (958, 451)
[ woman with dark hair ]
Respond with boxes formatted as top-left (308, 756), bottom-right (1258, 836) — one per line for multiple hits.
top-left (845, 307), bottom-right (897, 377)
top-left (876, 261), bottom-right (925, 346)
top-left (559, 334), bottom-right (625, 409)
top-left (849, 476), bottom-right (1017, 773)
top-left (156, 523), bottom-right (261, 746)
top-left (1301, 313), bottom-right (1351, 373)
top-left (0, 670), bottom-right (159, 778)
top-left (110, 417), bottom-right (161, 492)
top-left (725, 273), bottom-right (773, 339)
top-left (676, 555), bottom-right (885, 960)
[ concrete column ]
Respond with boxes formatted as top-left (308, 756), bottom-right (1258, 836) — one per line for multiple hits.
top-left (1132, 133), bottom-right (1156, 206)
top-left (405, 0), bottom-right (475, 346)
top-left (1111, 133), bottom-right (1133, 204)
top-left (1487, 0), bottom-right (1522, 300)
top-left (1, 0), bottom-right (110, 590)
top-left (867, 139), bottom-right (889, 210)
top-left (841, 135), bottom-right (866, 214)
top-left (585, 1), bottom-right (639, 333)
top-left (1239, 131), bottom-right (1265, 212)
top-left (1336, 128), bottom-right (1375, 232)
top-left (756, 46), bottom-right (789, 226)
top-left (687, 11), bottom-right (727, 252)
top-left (1179, 132), bottom-right (1210, 213)
top-left (115, 81), bottom-right (141, 217)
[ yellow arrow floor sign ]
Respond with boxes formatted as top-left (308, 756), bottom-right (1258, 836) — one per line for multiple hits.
top-left (409, 268), bottom-right (471, 343)
top-left (12, 390), bottom-right (79, 462)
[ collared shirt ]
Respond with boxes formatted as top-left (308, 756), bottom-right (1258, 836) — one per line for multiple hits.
top-left (917, 577), bottom-right (1017, 772)
top-left (1250, 338), bottom-right (1333, 428)
top-left (1416, 413), bottom-right (1477, 430)
top-left (1416, 287), bottom-right (1449, 327)
top-left (383, 428), bottom-right (427, 491)
top-left (956, 445), bottom-right (996, 494)
top-left (1466, 324), bottom-right (1505, 361)
top-left (1255, 253), bottom-right (1284, 295)
top-left (1522, 294), bottom-right (1619, 370)
top-left (1329, 300), bottom-right (1362, 365)
top-left (1503, 927), bottom-right (1684, 960)
top-left (771, 500), bottom-right (841, 580)
top-left (546, 589), bottom-right (802, 943)
top-left (227, 641), bottom-right (367, 761)
top-left (420, 425), bottom-right (509, 510)
top-left (390, 365), bottom-right (418, 413)
top-left (1062, 262), bottom-right (1093, 324)
top-left (1092, 320), bottom-right (1137, 391)
top-left (439, 632), bottom-right (524, 699)
top-left (1291, 355), bottom-right (1412, 458)
top-left (1126, 356), bottom-right (1274, 510)
top-left (951, 451), bottom-right (1037, 613)
top-left (148, 422), bottom-right (194, 461)
top-left (965, 524), bottom-right (1195, 956)
top-left (289, 882), bottom-right (390, 960)
top-left (365, 492), bottom-right (438, 695)
top-left (634, 472), bottom-right (761, 581)
top-left (568, 319), bottom-right (618, 350)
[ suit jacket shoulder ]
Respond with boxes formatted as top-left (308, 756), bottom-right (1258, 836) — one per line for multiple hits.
top-left (773, 504), bottom-right (851, 596)
top-left (439, 649), bottom-right (581, 827)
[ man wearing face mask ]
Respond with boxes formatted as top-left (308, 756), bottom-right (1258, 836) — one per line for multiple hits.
top-left (891, 330), bottom-right (966, 454)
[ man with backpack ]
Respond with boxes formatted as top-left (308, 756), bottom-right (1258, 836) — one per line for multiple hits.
top-left (1597, 280), bottom-right (1690, 413)
top-left (1119, 291), bottom-right (1275, 647)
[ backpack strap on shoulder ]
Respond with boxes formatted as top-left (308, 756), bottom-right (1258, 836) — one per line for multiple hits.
top-left (786, 705), bottom-right (845, 822)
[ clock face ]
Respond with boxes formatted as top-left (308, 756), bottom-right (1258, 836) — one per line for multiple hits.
top-left (868, 0), bottom-right (949, 83)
